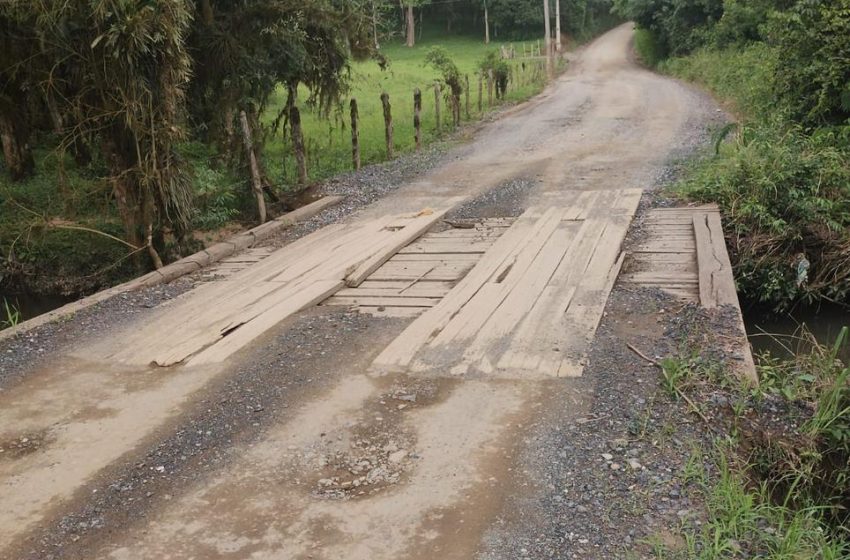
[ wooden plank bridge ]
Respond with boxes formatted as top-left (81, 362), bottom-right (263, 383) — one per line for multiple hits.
top-left (91, 193), bottom-right (754, 382)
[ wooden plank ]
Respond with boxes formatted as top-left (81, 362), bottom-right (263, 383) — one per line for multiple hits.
top-left (553, 251), bottom-right (627, 378)
top-left (345, 200), bottom-right (464, 287)
top-left (334, 286), bottom-right (452, 298)
top-left (458, 222), bottom-right (577, 374)
top-left (632, 247), bottom-right (695, 254)
top-left (391, 253), bottom-right (480, 262)
top-left (621, 272), bottom-right (698, 284)
top-left (327, 296), bottom-right (441, 308)
top-left (358, 280), bottom-right (455, 291)
top-left (187, 280), bottom-right (343, 366)
top-left (426, 209), bottom-right (564, 348)
top-left (268, 218), bottom-right (392, 283)
top-left (694, 212), bottom-right (737, 308)
top-left (372, 209), bottom-right (551, 371)
top-left (147, 222), bottom-right (400, 366)
top-left (650, 205), bottom-right (718, 212)
top-left (359, 306), bottom-right (427, 318)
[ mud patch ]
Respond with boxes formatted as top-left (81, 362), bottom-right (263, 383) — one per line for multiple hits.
top-left (306, 377), bottom-right (457, 500)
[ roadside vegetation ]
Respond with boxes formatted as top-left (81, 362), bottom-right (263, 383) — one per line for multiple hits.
top-left (616, 0), bottom-right (850, 312)
top-left (648, 311), bottom-right (850, 558)
top-left (611, 0), bottom-right (850, 556)
top-left (0, 1), bottom-right (617, 316)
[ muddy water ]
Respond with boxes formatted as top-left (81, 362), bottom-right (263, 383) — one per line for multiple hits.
top-left (0, 293), bottom-right (74, 323)
top-left (745, 303), bottom-right (850, 364)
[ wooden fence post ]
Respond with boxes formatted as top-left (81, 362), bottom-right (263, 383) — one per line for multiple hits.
top-left (477, 73), bottom-right (483, 112)
top-left (288, 103), bottom-right (308, 187)
top-left (451, 95), bottom-right (459, 130)
top-left (350, 98), bottom-right (360, 170)
top-left (380, 92), bottom-right (393, 158)
top-left (464, 74), bottom-right (470, 119)
top-left (434, 82), bottom-right (441, 134)
top-left (239, 110), bottom-right (267, 224)
top-left (413, 88), bottom-right (422, 151)
top-left (487, 69), bottom-right (494, 106)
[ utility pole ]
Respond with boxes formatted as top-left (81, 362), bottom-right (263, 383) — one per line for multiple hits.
top-left (543, 0), bottom-right (551, 56)
top-left (554, 0), bottom-right (561, 52)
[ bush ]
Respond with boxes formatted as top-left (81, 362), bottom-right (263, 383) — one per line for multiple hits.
top-left (633, 28), bottom-right (665, 67)
top-left (677, 124), bottom-right (850, 310)
top-left (662, 43), bottom-right (780, 120)
top-left (478, 51), bottom-right (510, 99)
top-left (765, 0), bottom-right (850, 126)
top-left (665, 43), bottom-right (850, 310)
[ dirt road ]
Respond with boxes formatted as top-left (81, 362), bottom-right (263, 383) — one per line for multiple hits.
top-left (0, 24), bottom-right (722, 559)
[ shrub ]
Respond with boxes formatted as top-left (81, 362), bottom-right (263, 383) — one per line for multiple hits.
top-left (678, 124), bottom-right (850, 309)
top-left (633, 28), bottom-right (665, 67)
top-left (478, 51), bottom-right (510, 99)
top-left (765, 0), bottom-right (850, 126)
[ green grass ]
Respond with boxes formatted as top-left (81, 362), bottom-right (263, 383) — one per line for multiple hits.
top-left (663, 447), bottom-right (850, 560)
top-left (649, 328), bottom-right (850, 559)
top-left (1, 298), bottom-right (20, 330)
top-left (265, 34), bottom-right (555, 186)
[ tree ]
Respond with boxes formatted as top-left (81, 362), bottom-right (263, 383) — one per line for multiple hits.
top-left (403, 0), bottom-right (431, 47)
top-left (0, 0), bottom-right (375, 269)
top-left (0, 7), bottom-right (37, 180)
top-left (484, 0), bottom-right (491, 43)
top-left (426, 47), bottom-right (464, 125)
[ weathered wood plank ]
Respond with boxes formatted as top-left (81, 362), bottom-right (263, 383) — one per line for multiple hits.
top-left (694, 212), bottom-right (737, 308)
top-left (327, 296), bottom-right (441, 308)
top-left (187, 280), bottom-right (343, 366)
top-left (372, 209), bottom-right (546, 371)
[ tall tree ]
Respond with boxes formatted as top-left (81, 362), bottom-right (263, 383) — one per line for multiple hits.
top-left (0, 7), bottom-right (36, 180)
top-left (403, 0), bottom-right (431, 47)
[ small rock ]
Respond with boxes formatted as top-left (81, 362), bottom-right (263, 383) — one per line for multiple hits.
top-left (601, 453), bottom-right (614, 461)
top-left (388, 450), bottom-right (407, 464)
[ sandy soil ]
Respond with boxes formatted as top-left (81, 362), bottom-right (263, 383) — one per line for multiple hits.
top-left (0, 24), bottom-right (726, 559)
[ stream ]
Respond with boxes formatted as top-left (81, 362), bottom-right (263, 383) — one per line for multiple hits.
top-left (745, 302), bottom-right (850, 364)
top-left (1, 293), bottom-right (74, 325)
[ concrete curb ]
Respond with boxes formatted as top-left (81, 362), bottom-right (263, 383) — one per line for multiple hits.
top-left (0, 196), bottom-right (343, 342)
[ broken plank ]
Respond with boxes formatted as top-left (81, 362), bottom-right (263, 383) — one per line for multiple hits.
top-left (334, 286), bottom-right (452, 298)
top-left (372, 209), bottom-right (547, 371)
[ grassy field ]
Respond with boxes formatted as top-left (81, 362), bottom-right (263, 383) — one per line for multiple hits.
top-left (264, 34), bottom-right (555, 185)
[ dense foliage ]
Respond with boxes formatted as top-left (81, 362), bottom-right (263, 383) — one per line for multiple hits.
top-left (0, 0), bottom-right (373, 286)
top-left (616, 0), bottom-right (850, 310)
